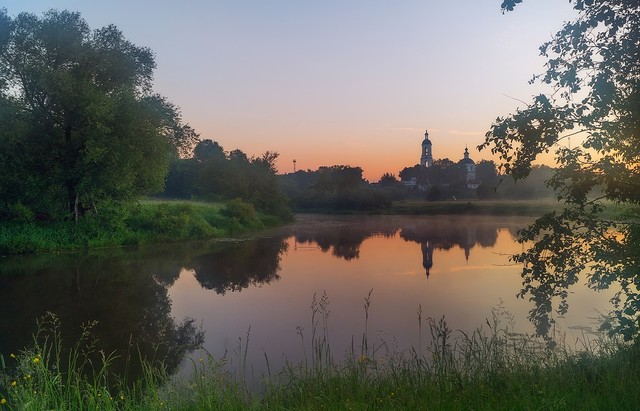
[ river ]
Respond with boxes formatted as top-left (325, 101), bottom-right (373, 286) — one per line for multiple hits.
top-left (0, 214), bottom-right (615, 383)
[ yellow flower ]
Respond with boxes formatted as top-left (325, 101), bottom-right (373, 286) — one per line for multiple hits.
top-left (10, 381), bottom-right (16, 387)
top-left (33, 357), bottom-right (40, 364)
top-left (120, 395), bottom-right (125, 401)
top-left (0, 398), bottom-right (6, 405)
top-left (9, 353), bottom-right (15, 358)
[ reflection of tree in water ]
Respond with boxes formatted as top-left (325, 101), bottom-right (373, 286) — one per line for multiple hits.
top-left (187, 237), bottom-right (288, 294)
top-left (0, 216), bottom-right (527, 384)
top-left (0, 248), bottom-right (203, 382)
top-left (0, 236), bottom-right (291, 377)
top-left (292, 217), bottom-right (399, 261)
top-left (288, 215), bottom-right (521, 277)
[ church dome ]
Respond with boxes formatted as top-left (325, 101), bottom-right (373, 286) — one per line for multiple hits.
top-left (459, 147), bottom-right (475, 164)
top-left (422, 130), bottom-right (431, 146)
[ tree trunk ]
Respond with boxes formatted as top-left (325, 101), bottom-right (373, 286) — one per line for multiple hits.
top-left (67, 185), bottom-right (79, 223)
top-left (74, 192), bottom-right (79, 223)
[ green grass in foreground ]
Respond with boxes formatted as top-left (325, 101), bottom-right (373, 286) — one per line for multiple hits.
top-left (1, 297), bottom-right (639, 410)
top-left (0, 199), bottom-right (285, 255)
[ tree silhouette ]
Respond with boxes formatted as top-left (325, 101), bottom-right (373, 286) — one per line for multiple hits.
top-left (481, 1), bottom-right (640, 339)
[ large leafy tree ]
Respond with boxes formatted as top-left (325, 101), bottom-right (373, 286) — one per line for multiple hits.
top-left (0, 9), bottom-right (196, 221)
top-left (480, 1), bottom-right (640, 339)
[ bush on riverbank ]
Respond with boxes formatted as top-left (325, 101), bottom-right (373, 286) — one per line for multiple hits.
top-left (0, 199), bottom-right (284, 255)
top-left (1, 302), bottom-right (639, 410)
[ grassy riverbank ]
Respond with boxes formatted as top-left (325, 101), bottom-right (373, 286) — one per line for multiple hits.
top-left (299, 199), bottom-right (633, 219)
top-left (294, 199), bottom-right (563, 216)
top-left (0, 199), bottom-right (287, 255)
top-left (385, 199), bottom-right (562, 216)
top-left (2, 307), bottom-right (638, 410)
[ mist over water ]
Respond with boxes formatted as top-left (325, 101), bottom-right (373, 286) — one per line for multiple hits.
top-left (168, 215), bottom-right (615, 378)
top-left (0, 215), bottom-right (615, 383)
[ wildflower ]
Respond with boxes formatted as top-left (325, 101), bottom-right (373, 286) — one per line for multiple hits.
top-left (33, 357), bottom-right (40, 364)
top-left (10, 381), bottom-right (16, 387)
top-left (1, 398), bottom-right (6, 405)
top-left (10, 353), bottom-right (15, 358)
top-left (120, 395), bottom-right (125, 401)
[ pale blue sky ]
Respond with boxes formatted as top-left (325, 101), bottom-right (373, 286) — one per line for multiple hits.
top-left (3, 1), bottom-right (576, 179)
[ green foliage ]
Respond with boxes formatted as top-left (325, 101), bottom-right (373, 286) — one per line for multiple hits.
top-left (162, 142), bottom-right (292, 219)
top-left (378, 172), bottom-right (399, 186)
top-left (221, 198), bottom-right (259, 227)
top-left (6, 203), bottom-right (34, 222)
top-left (0, 200), bottom-right (285, 255)
top-left (0, 9), bottom-right (196, 222)
top-left (480, 1), bottom-right (640, 339)
top-left (2, 298), bottom-right (640, 410)
top-left (280, 166), bottom-right (391, 211)
top-left (193, 139), bottom-right (225, 162)
top-left (0, 312), bottom-right (204, 410)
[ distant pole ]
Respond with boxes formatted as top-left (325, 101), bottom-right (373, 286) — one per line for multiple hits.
top-left (293, 159), bottom-right (297, 172)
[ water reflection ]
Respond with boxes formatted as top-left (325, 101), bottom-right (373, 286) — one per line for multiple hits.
top-left (286, 215), bottom-right (505, 277)
top-left (0, 214), bottom-right (614, 386)
top-left (0, 248), bottom-right (203, 380)
top-left (292, 218), bottom-right (398, 260)
top-left (399, 217), bottom-right (500, 277)
top-left (187, 238), bottom-right (287, 294)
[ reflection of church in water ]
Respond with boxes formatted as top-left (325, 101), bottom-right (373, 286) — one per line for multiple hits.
top-left (289, 214), bottom-right (502, 279)
top-left (401, 217), bottom-right (487, 278)
top-left (420, 236), bottom-right (476, 278)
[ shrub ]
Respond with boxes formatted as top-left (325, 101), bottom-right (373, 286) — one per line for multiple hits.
top-left (222, 198), bottom-right (257, 225)
top-left (7, 202), bottom-right (35, 222)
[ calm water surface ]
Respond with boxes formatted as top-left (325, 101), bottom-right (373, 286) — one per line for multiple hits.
top-left (0, 214), bottom-right (615, 381)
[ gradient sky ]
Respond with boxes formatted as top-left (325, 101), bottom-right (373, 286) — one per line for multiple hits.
top-left (4, 1), bottom-right (577, 181)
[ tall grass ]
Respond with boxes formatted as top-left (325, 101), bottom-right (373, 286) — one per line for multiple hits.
top-left (0, 199), bottom-right (283, 255)
top-left (1, 295), bottom-right (639, 410)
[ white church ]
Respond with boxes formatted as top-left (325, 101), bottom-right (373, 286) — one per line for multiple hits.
top-left (405, 129), bottom-right (480, 190)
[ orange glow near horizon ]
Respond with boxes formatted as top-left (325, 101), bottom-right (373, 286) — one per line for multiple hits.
top-left (3, 1), bottom-right (576, 183)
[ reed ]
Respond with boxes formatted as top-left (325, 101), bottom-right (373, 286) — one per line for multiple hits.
top-left (1, 296), bottom-right (639, 410)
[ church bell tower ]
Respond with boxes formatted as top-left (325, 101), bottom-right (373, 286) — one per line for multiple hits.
top-left (420, 129), bottom-right (432, 167)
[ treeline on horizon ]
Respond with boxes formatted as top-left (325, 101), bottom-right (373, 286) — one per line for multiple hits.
top-left (164, 139), bottom-right (558, 213)
top-left (161, 139), bottom-right (291, 219)
top-left (0, 8), bottom-right (556, 224)
top-left (277, 158), bottom-right (557, 211)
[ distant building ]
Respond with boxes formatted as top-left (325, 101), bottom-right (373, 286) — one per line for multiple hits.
top-left (402, 176), bottom-right (418, 188)
top-left (402, 130), bottom-right (481, 191)
top-left (459, 146), bottom-right (480, 189)
top-left (420, 129), bottom-right (433, 168)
